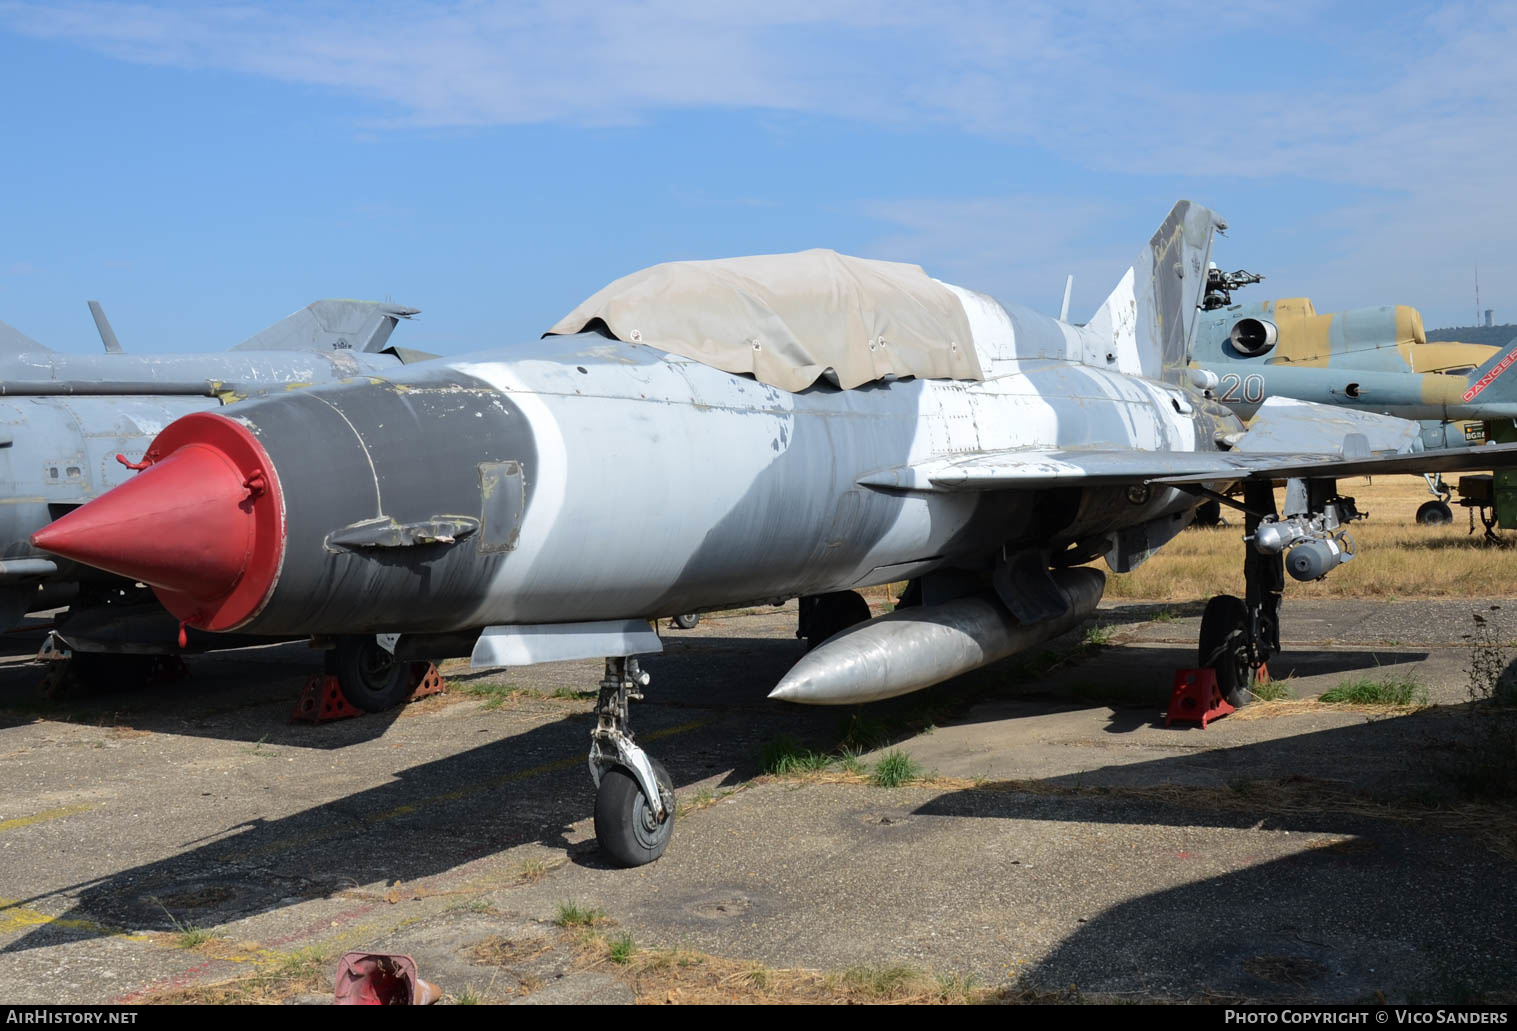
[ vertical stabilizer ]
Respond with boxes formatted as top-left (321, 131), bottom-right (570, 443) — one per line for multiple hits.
top-left (1084, 201), bottom-right (1224, 381)
top-left (233, 299), bottom-right (419, 354)
top-left (0, 319), bottom-right (47, 355)
top-left (1458, 335), bottom-right (1517, 406)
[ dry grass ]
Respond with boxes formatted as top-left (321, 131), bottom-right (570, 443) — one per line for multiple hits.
top-left (1105, 477), bottom-right (1517, 601)
top-left (146, 943), bottom-right (335, 1004)
top-left (1230, 698), bottom-right (1428, 720)
top-left (576, 937), bottom-right (1001, 1005)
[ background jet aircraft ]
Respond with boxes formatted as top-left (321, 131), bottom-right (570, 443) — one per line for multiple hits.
top-left (1189, 275), bottom-right (1516, 524)
top-left (33, 202), bottom-right (1517, 869)
top-left (0, 300), bottom-right (432, 701)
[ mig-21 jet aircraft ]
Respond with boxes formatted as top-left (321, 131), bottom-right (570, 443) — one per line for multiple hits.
top-left (31, 202), bottom-right (1517, 867)
top-left (0, 300), bottom-right (431, 700)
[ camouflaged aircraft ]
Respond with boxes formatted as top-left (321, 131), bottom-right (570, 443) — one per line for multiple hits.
top-left (1189, 277), bottom-right (1514, 524)
top-left (0, 300), bottom-right (432, 700)
top-left (32, 201), bottom-right (1517, 867)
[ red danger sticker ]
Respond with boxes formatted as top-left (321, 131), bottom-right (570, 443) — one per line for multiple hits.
top-left (1463, 347), bottom-right (1517, 402)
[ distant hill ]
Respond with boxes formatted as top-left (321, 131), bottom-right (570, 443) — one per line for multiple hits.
top-left (1427, 324), bottom-right (1517, 346)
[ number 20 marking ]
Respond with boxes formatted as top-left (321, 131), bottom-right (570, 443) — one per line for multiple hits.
top-left (1219, 372), bottom-right (1265, 404)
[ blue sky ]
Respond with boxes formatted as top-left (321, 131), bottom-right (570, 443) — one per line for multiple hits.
top-left (1, 1), bottom-right (1512, 354)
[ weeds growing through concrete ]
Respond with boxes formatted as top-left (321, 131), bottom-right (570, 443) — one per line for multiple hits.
top-left (608, 933), bottom-right (636, 965)
top-left (1319, 677), bottom-right (1427, 706)
top-left (760, 735), bottom-right (833, 775)
top-left (152, 897), bottom-right (211, 949)
top-left (553, 901), bottom-right (605, 928)
top-left (1249, 679), bottom-right (1297, 702)
top-left (871, 749), bottom-right (923, 788)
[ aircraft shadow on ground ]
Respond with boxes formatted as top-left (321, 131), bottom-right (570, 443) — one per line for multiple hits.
top-left (910, 713), bottom-right (1517, 1001)
top-left (0, 636), bottom-right (820, 956)
top-left (0, 641), bottom-right (415, 749)
top-left (5, 626), bottom-right (1508, 975)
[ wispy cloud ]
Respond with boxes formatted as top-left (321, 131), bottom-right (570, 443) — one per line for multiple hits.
top-left (6, 3), bottom-right (1511, 180)
top-left (5, 1), bottom-right (1513, 322)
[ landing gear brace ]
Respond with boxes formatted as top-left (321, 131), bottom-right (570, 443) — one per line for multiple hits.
top-left (1181, 477), bottom-right (1360, 707)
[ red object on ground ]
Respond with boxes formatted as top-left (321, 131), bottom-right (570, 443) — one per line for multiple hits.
top-left (407, 662), bottom-right (446, 700)
top-left (1165, 668), bottom-right (1236, 728)
top-left (30, 413), bottom-right (285, 632)
top-left (290, 674), bottom-right (364, 723)
top-left (333, 952), bottom-right (440, 1005)
top-left (291, 664), bottom-right (448, 723)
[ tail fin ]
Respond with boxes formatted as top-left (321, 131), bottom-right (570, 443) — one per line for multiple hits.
top-left (232, 299), bottom-right (419, 354)
top-left (0, 318), bottom-right (48, 356)
top-left (1459, 336), bottom-right (1517, 405)
top-left (1085, 201), bottom-right (1223, 381)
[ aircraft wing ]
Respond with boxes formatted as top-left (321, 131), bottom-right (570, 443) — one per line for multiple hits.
top-left (860, 396), bottom-right (1517, 492)
top-left (859, 441), bottom-right (1517, 492)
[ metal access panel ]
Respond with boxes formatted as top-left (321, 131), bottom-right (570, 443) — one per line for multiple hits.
top-left (477, 460), bottom-right (525, 553)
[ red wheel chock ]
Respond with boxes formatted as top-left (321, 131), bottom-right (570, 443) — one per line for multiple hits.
top-left (1165, 668), bottom-right (1235, 728)
top-left (406, 662), bottom-right (446, 700)
top-left (290, 674), bottom-right (364, 723)
top-left (290, 662), bottom-right (448, 723)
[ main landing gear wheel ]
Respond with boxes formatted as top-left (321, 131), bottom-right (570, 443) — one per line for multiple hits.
top-left (1199, 594), bottom-right (1257, 708)
top-left (799, 590), bottom-right (872, 651)
top-left (1415, 500), bottom-right (1453, 526)
top-left (595, 757), bottom-right (675, 867)
top-left (671, 612), bottom-right (701, 630)
top-left (589, 657), bottom-right (676, 867)
top-left (327, 635), bottom-right (423, 713)
top-left (38, 645), bottom-right (156, 699)
top-left (1193, 499), bottom-right (1223, 527)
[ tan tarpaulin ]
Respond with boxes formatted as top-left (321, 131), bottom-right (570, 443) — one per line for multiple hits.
top-left (545, 249), bottom-right (984, 392)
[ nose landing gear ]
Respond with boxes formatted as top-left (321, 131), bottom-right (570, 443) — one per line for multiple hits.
top-left (589, 657), bottom-right (675, 867)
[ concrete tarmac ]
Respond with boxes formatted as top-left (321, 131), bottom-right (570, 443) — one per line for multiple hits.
top-left (0, 598), bottom-right (1512, 1004)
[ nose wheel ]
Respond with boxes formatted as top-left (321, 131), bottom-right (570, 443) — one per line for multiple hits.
top-left (589, 657), bottom-right (676, 867)
top-left (595, 757), bottom-right (675, 867)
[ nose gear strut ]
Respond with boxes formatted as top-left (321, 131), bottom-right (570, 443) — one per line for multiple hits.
top-left (589, 657), bottom-right (676, 866)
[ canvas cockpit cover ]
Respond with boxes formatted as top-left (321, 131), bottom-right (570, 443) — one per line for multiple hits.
top-left (545, 249), bottom-right (984, 392)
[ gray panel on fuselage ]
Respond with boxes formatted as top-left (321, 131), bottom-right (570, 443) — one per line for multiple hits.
top-left (224, 330), bottom-right (1210, 635)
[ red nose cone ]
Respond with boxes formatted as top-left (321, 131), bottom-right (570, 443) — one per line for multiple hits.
top-left (32, 412), bottom-right (285, 631)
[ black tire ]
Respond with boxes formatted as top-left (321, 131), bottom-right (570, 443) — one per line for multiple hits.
top-left (804, 590), bottom-right (872, 651)
top-left (594, 758), bottom-right (674, 867)
top-left (1193, 499), bottom-right (1223, 527)
top-left (1415, 500), bottom-right (1454, 526)
top-left (671, 612), bottom-right (701, 630)
top-left (1198, 594), bottom-right (1255, 708)
top-left (328, 636), bottom-right (418, 713)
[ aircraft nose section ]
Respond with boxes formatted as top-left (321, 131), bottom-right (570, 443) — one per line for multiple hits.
top-left (31, 412), bottom-right (285, 631)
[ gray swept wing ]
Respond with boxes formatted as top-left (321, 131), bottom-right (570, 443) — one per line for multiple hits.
top-left (859, 397), bottom-right (1517, 492)
top-left (859, 442), bottom-right (1517, 492)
